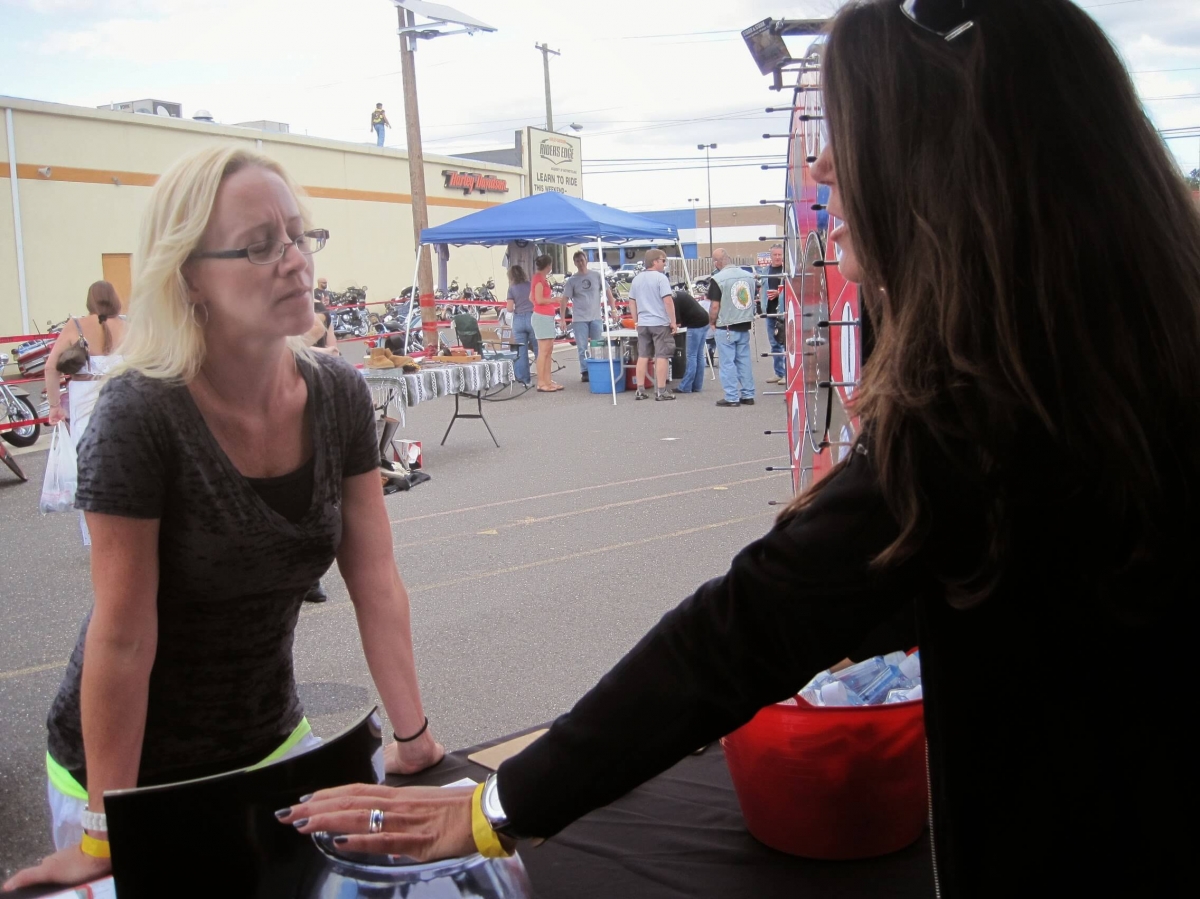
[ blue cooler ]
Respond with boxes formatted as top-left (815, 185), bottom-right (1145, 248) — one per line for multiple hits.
top-left (586, 356), bottom-right (626, 394)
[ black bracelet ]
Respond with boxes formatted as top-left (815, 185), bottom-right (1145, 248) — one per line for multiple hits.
top-left (394, 716), bottom-right (429, 743)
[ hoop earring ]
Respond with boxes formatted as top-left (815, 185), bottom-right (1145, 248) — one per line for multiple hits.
top-left (190, 303), bottom-right (209, 327)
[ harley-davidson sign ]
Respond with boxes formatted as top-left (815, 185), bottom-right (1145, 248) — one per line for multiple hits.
top-left (442, 171), bottom-right (510, 196)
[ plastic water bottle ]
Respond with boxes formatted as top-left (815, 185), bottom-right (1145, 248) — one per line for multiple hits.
top-left (883, 650), bottom-right (908, 667)
top-left (859, 665), bottom-right (912, 705)
top-left (885, 684), bottom-right (923, 703)
top-left (831, 657), bottom-right (889, 696)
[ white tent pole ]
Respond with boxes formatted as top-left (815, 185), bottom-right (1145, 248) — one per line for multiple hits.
top-left (404, 249), bottom-right (420, 355)
top-left (599, 236), bottom-right (616, 406)
top-left (677, 239), bottom-right (691, 285)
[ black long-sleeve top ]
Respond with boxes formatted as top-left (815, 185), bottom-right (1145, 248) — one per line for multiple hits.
top-left (498, 441), bottom-right (1190, 897)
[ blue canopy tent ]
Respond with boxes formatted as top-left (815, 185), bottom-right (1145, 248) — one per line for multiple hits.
top-left (419, 192), bottom-right (686, 404)
top-left (420, 191), bottom-right (680, 246)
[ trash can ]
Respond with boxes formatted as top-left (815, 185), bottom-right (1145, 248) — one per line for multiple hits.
top-left (671, 331), bottom-right (688, 381)
top-left (587, 357), bottom-right (626, 394)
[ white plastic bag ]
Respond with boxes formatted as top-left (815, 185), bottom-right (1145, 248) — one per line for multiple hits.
top-left (39, 423), bottom-right (78, 514)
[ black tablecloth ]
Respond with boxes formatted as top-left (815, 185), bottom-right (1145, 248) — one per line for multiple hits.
top-left (391, 728), bottom-right (936, 899)
top-left (12, 728), bottom-right (935, 898)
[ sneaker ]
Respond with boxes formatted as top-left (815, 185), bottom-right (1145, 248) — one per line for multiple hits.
top-left (581, 370), bottom-right (590, 382)
top-left (741, 398), bottom-right (756, 406)
top-left (655, 391), bottom-right (676, 401)
top-left (716, 399), bottom-right (740, 407)
top-left (303, 583), bottom-right (328, 603)
top-left (635, 391), bottom-right (650, 400)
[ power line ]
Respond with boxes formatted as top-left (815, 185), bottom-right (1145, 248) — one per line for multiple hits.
top-left (583, 161), bottom-right (782, 175)
top-left (586, 154), bottom-right (784, 163)
top-left (1132, 66), bottom-right (1200, 74)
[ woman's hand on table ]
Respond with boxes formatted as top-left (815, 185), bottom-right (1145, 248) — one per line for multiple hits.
top-left (384, 728), bottom-right (445, 776)
top-left (277, 783), bottom-right (476, 862)
top-left (2, 843), bottom-right (112, 892)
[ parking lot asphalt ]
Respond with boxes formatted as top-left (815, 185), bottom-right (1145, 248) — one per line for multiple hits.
top-left (0, 346), bottom-right (792, 876)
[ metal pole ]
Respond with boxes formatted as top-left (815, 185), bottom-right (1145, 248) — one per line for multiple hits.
top-left (598, 237), bottom-right (617, 406)
top-left (398, 8), bottom-right (437, 352)
top-left (5, 108), bottom-right (30, 333)
top-left (705, 145), bottom-right (714, 254)
top-left (536, 43), bottom-right (560, 131)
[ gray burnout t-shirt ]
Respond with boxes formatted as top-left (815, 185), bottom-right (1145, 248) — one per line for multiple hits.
top-left (46, 352), bottom-right (379, 786)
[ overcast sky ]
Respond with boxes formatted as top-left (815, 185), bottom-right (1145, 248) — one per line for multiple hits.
top-left (1, 0), bottom-right (1197, 212)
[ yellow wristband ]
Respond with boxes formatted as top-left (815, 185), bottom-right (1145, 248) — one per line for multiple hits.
top-left (471, 782), bottom-right (512, 859)
top-left (80, 832), bottom-right (111, 858)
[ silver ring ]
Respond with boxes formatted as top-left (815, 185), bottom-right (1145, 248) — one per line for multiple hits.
top-left (368, 808), bottom-right (384, 834)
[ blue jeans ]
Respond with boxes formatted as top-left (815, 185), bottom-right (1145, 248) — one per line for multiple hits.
top-left (511, 312), bottom-right (538, 385)
top-left (677, 327), bottom-right (709, 393)
top-left (374, 123), bottom-right (386, 146)
top-left (716, 327), bottom-right (755, 402)
top-left (573, 319), bottom-right (604, 371)
top-left (765, 317), bottom-right (786, 378)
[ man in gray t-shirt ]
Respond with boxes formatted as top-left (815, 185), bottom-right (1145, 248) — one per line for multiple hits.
top-left (563, 250), bottom-right (616, 380)
top-left (627, 249), bottom-right (678, 401)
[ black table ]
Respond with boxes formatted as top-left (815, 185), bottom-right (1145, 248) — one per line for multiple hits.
top-left (391, 728), bottom-right (936, 899)
top-left (13, 728), bottom-right (934, 898)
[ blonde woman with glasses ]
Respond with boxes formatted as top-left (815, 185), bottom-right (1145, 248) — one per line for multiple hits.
top-left (6, 146), bottom-right (443, 891)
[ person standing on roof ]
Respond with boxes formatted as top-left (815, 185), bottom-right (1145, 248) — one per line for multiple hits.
top-left (371, 104), bottom-right (391, 147)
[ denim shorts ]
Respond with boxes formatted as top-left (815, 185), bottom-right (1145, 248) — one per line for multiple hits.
top-left (637, 325), bottom-right (674, 359)
top-left (531, 313), bottom-right (557, 340)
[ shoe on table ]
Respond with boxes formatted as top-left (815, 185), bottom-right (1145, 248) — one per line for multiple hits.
top-left (716, 399), bottom-right (740, 407)
top-left (741, 398), bottom-right (756, 406)
top-left (303, 583), bottom-right (328, 603)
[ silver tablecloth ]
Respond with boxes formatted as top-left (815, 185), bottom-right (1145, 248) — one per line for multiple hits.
top-left (362, 360), bottom-right (515, 414)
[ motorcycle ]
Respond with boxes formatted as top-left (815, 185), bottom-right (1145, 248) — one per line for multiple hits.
top-left (1, 351), bottom-right (42, 450)
top-left (330, 286), bottom-right (371, 338)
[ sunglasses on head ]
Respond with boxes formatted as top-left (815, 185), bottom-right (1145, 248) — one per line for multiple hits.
top-left (900, 0), bottom-right (977, 42)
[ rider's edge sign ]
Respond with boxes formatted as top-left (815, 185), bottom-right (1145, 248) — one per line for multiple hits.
top-left (442, 171), bottom-right (510, 196)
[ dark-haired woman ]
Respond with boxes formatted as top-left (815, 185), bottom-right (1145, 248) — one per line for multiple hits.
top-left (45, 281), bottom-right (128, 545)
top-left (278, 2), bottom-right (1196, 894)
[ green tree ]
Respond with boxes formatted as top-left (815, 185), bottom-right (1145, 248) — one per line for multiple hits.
top-left (1187, 168), bottom-right (1200, 190)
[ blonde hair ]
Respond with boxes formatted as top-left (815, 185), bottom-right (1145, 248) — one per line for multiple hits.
top-left (644, 249), bottom-right (667, 266)
top-left (118, 145), bottom-right (309, 382)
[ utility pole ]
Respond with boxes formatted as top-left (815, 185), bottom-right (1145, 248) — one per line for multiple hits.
top-left (535, 43), bottom-right (560, 131)
top-left (398, 7), bottom-right (438, 350)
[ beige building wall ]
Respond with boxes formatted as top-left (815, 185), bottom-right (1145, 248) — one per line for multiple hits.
top-left (1, 97), bottom-right (523, 348)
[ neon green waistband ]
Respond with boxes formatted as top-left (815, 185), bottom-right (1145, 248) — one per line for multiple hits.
top-left (47, 716), bottom-right (313, 800)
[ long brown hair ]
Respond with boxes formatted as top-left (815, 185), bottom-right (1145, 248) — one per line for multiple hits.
top-left (792, 0), bottom-right (1200, 603)
top-left (86, 280), bottom-right (122, 353)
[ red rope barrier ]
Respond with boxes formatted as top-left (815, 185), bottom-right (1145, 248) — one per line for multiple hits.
top-left (1, 332), bottom-right (56, 345)
top-left (0, 416), bottom-right (48, 434)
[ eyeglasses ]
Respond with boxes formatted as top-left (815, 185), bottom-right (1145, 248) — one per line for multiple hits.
top-left (900, 0), bottom-right (976, 42)
top-left (191, 228), bottom-right (330, 265)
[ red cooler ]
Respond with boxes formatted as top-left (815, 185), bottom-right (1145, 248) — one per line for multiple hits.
top-left (722, 695), bottom-right (927, 860)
